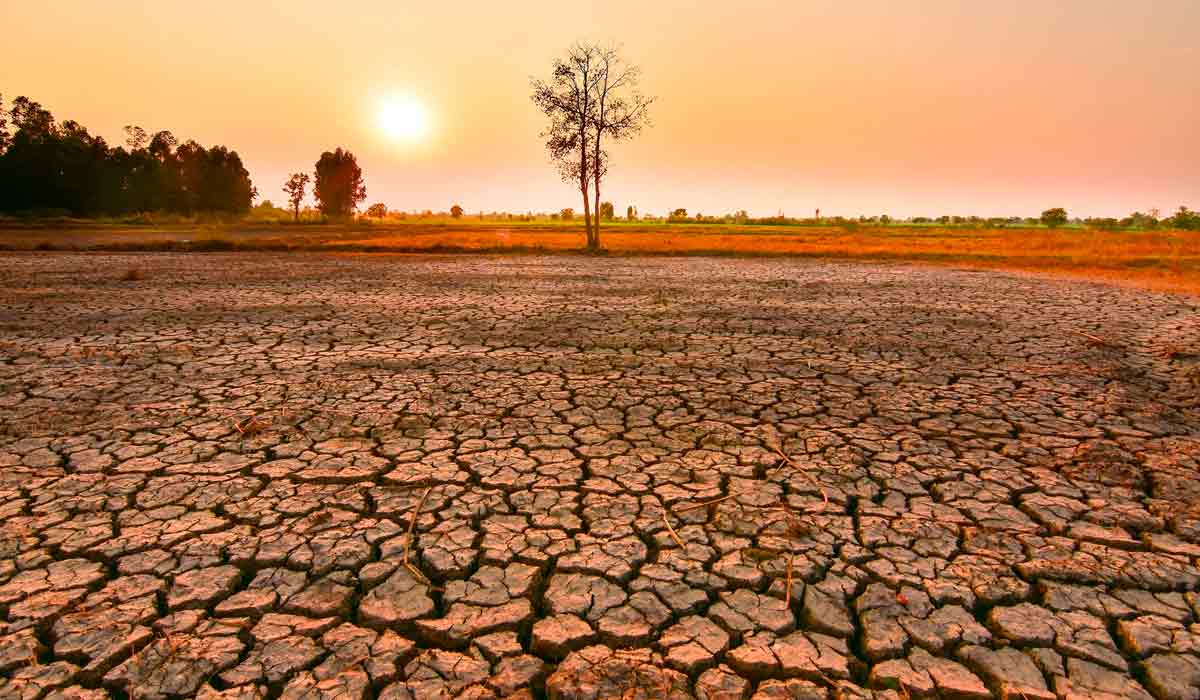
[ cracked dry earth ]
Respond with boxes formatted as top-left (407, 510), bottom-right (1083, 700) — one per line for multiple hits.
top-left (1, 253), bottom-right (1199, 700)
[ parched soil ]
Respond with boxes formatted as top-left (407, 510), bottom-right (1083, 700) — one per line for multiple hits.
top-left (1, 252), bottom-right (1199, 700)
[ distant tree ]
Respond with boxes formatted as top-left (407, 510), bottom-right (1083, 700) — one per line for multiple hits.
top-left (366, 202), bottom-right (388, 218)
top-left (879, 214), bottom-right (891, 226)
top-left (532, 42), bottom-right (653, 251)
top-left (1084, 217), bottom-right (1120, 231)
top-left (165, 140), bottom-right (254, 214)
top-left (9, 96), bottom-right (54, 136)
top-left (313, 148), bottom-right (366, 218)
top-left (626, 205), bottom-right (636, 220)
top-left (450, 204), bottom-right (464, 218)
top-left (1124, 211), bottom-right (1158, 230)
top-left (282, 173), bottom-right (310, 222)
top-left (1169, 206), bottom-right (1200, 231)
top-left (198, 145), bottom-right (255, 213)
top-left (599, 201), bottom-right (614, 220)
top-left (149, 130), bottom-right (177, 159)
top-left (123, 125), bottom-right (149, 150)
top-left (560, 207), bottom-right (575, 220)
top-left (670, 208), bottom-right (687, 220)
top-left (1040, 208), bottom-right (1068, 228)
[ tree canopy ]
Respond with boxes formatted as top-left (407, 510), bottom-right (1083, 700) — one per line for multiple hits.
top-left (1040, 208), bottom-right (1069, 228)
top-left (313, 148), bottom-right (366, 218)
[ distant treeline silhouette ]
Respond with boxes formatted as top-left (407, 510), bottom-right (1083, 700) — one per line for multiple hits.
top-left (0, 94), bottom-right (255, 217)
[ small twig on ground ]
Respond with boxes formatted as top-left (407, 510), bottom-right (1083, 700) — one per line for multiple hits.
top-left (785, 554), bottom-right (795, 606)
top-left (403, 486), bottom-right (434, 585)
top-left (672, 494), bottom-right (736, 513)
top-left (233, 415), bottom-right (267, 437)
top-left (661, 511), bottom-right (685, 548)
top-left (1071, 329), bottom-right (1117, 348)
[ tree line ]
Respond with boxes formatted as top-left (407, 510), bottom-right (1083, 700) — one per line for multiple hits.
top-left (0, 94), bottom-right (256, 216)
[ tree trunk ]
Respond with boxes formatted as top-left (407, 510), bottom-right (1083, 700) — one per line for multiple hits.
top-left (578, 127), bottom-right (593, 250)
top-left (581, 184), bottom-right (593, 250)
top-left (592, 173), bottom-right (601, 251)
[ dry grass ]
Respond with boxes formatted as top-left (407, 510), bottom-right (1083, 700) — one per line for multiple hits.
top-left (2, 221), bottom-right (1198, 295)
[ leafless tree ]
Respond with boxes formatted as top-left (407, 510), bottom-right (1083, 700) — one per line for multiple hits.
top-left (532, 43), bottom-right (653, 251)
top-left (587, 45), bottom-right (652, 246)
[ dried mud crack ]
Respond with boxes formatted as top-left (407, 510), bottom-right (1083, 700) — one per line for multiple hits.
top-left (1, 252), bottom-right (1199, 700)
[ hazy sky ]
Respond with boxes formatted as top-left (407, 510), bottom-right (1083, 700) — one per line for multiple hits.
top-left (3, 0), bottom-right (1198, 217)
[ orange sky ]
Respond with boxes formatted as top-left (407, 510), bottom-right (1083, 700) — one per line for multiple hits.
top-left (3, 1), bottom-right (1197, 218)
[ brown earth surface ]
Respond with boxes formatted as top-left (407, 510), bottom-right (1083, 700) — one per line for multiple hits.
top-left (1, 252), bottom-right (1199, 699)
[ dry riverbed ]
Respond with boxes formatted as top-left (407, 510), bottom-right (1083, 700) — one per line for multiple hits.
top-left (1, 253), bottom-right (1199, 699)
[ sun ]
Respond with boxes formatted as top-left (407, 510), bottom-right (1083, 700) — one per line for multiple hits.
top-left (378, 96), bottom-right (431, 143)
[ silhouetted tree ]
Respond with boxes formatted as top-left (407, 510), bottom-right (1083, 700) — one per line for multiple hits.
top-left (560, 208), bottom-right (575, 220)
top-left (451, 204), bottom-right (464, 218)
top-left (626, 205), bottom-right (636, 220)
top-left (599, 201), bottom-right (614, 220)
top-left (1041, 208), bottom-right (1068, 228)
top-left (532, 46), bottom-right (598, 247)
top-left (124, 125), bottom-right (148, 150)
top-left (366, 203), bottom-right (388, 218)
top-left (282, 173), bottom-right (310, 222)
top-left (313, 148), bottom-right (366, 218)
top-left (532, 43), bottom-right (653, 251)
top-left (0, 95), bottom-right (254, 216)
top-left (586, 45), bottom-right (653, 245)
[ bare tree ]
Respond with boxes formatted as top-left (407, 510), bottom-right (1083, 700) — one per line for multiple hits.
top-left (532, 44), bottom-right (598, 249)
top-left (532, 43), bottom-right (653, 251)
top-left (587, 45), bottom-right (653, 245)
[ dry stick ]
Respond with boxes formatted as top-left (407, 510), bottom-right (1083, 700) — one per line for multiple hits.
top-left (1072, 329), bottom-right (1114, 346)
top-left (403, 486), bottom-right (434, 585)
top-left (672, 494), bottom-right (736, 513)
top-left (662, 512), bottom-right (685, 548)
top-left (785, 554), bottom-right (795, 606)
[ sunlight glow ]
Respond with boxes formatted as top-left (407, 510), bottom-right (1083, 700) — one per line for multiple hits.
top-left (378, 95), bottom-right (431, 143)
